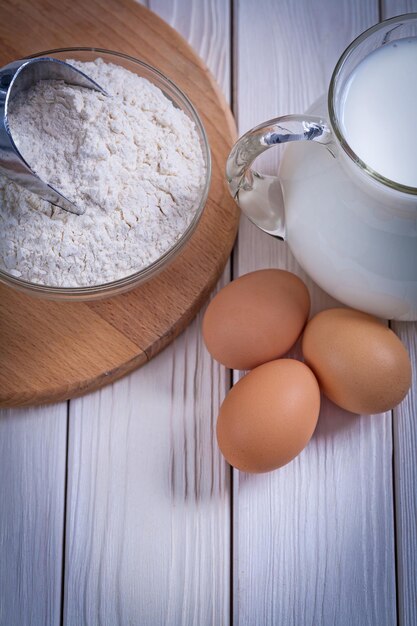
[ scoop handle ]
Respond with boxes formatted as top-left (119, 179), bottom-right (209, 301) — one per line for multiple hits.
top-left (0, 57), bottom-right (108, 215)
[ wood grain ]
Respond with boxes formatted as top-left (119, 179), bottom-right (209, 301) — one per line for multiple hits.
top-left (392, 322), bottom-right (417, 626)
top-left (0, 287), bottom-right (144, 407)
top-left (383, 0), bottom-right (417, 13)
top-left (233, 1), bottom-right (397, 624)
top-left (151, 0), bottom-right (230, 101)
top-left (382, 3), bottom-right (417, 623)
top-left (64, 346), bottom-right (231, 626)
top-left (63, 2), bottom-right (232, 625)
top-left (0, 0), bottom-right (239, 408)
top-left (0, 404), bottom-right (67, 626)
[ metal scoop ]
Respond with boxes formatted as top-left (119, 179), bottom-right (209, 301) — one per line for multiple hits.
top-left (0, 57), bottom-right (107, 215)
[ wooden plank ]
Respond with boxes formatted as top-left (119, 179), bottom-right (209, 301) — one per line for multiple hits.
top-left (382, 7), bottom-right (417, 623)
top-left (150, 0), bottom-right (231, 99)
top-left (392, 322), bottom-right (417, 626)
top-left (383, 0), bottom-right (417, 13)
top-left (64, 359), bottom-right (230, 625)
top-left (0, 404), bottom-right (67, 626)
top-left (63, 2), bottom-right (232, 624)
top-left (381, 2), bottom-right (417, 623)
top-left (233, 1), bottom-right (397, 624)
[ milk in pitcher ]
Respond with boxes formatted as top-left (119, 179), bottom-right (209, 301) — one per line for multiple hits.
top-left (279, 37), bottom-right (417, 318)
top-left (339, 36), bottom-right (417, 188)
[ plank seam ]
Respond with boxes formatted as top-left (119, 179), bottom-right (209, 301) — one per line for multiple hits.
top-left (392, 406), bottom-right (401, 626)
top-left (230, 0), bottom-right (236, 624)
top-left (389, 317), bottom-right (401, 626)
top-left (379, 0), bottom-right (384, 19)
top-left (59, 401), bottom-right (70, 626)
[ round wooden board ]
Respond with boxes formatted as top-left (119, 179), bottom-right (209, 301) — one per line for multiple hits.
top-left (0, 0), bottom-right (239, 408)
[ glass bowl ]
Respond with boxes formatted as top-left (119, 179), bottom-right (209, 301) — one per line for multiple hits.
top-left (0, 48), bottom-right (211, 301)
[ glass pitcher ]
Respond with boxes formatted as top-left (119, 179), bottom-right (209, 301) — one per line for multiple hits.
top-left (226, 14), bottom-right (417, 321)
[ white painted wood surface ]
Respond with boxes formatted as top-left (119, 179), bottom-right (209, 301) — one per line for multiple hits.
top-left (64, 363), bottom-right (230, 625)
top-left (385, 0), bottom-right (417, 13)
top-left (63, 2), bottom-right (232, 625)
top-left (0, 1), bottom-right (416, 625)
top-left (233, 1), bottom-right (398, 624)
top-left (382, 2), bottom-right (417, 623)
top-left (0, 405), bottom-right (67, 626)
top-left (392, 320), bottom-right (417, 626)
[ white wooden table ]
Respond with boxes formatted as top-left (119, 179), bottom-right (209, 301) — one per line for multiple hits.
top-left (1, 1), bottom-right (416, 624)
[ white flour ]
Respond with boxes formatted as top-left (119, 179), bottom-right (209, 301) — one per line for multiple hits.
top-left (0, 58), bottom-right (205, 287)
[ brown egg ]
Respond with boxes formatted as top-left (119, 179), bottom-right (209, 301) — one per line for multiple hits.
top-left (202, 269), bottom-right (310, 370)
top-left (302, 308), bottom-right (412, 414)
top-left (216, 359), bottom-right (320, 472)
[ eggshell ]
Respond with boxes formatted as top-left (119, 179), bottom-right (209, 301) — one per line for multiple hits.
top-left (302, 308), bottom-right (412, 414)
top-left (202, 269), bottom-right (310, 370)
top-left (216, 359), bottom-right (320, 472)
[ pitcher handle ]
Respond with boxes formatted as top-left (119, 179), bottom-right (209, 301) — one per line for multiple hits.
top-left (226, 115), bottom-right (333, 239)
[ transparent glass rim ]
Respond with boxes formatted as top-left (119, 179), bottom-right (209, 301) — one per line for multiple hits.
top-left (0, 47), bottom-right (212, 298)
top-left (328, 13), bottom-right (417, 196)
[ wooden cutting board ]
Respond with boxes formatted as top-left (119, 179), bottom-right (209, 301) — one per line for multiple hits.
top-left (0, 0), bottom-right (239, 408)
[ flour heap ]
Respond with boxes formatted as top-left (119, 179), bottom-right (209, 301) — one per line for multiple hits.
top-left (0, 58), bottom-right (206, 287)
